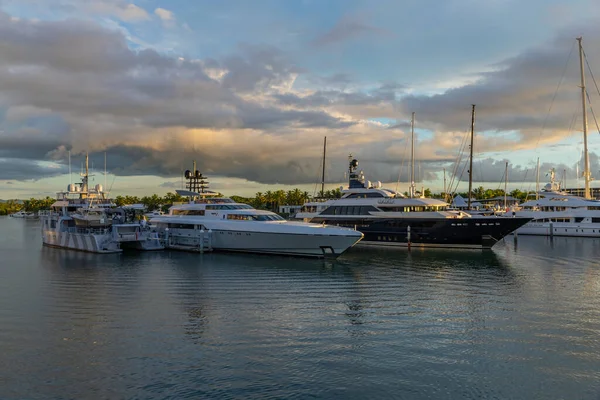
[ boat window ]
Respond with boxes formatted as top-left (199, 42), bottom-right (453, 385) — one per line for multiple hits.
top-left (167, 223), bottom-right (194, 229)
top-left (346, 192), bottom-right (384, 198)
top-left (227, 214), bottom-right (284, 221)
top-left (172, 209), bottom-right (205, 216)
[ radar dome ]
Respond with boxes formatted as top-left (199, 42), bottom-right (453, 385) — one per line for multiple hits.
top-left (95, 184), bottom-right (103, 193)
top-left (184, 170), bottom-right (191, 179)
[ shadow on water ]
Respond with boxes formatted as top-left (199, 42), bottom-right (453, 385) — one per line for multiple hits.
top-left (340, 245), bottom-right (515, 274)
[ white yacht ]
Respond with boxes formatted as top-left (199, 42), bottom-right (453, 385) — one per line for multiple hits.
top-left (150, 189), bottom-right (363, 258)
top-left (295, 157), bottom-right (531, 249)
top-left (510, 37), bottom-right (600, 237)
top-left (511, 170), bottom-right (600, 237)
top-left (40, 154), bottom-right (163, 253)
top-left (9, 210), bottom-right (38, 219)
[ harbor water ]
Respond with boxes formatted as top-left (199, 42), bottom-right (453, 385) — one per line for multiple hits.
top-left (1, 216), bottom-right (599, 399)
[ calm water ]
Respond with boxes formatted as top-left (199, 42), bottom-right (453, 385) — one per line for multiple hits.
top-left (1, 217), bottom-right (599, 399)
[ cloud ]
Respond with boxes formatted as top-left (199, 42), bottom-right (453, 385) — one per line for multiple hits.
top-left (79, 0), bottom-right (150, 21)
top-left (154, 7), bottom-right (175, 22)
top-left (0, 158), bottom-right (68, 180)
top-left (311, 15), bottom-right (390, 47)
top-left (398, 25), bottom-right (600, 154)
top-left (1, 8), bottom-right (599, 192)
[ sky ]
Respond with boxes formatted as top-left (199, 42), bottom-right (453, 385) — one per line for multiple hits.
top-left (1, 0), bottom-right (600, 199)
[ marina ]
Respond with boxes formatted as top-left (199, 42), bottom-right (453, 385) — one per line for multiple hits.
top-left (1, 216), bottom-right (600, 399)
top-left (1, 1), bottom-right (600, 397)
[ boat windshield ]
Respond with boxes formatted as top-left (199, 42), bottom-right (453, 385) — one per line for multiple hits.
top-left (227, 214), bottom-right (285, 221)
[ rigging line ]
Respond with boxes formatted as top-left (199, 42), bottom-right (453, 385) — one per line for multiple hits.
top-left (448, 127), bottom-right (471, 195)
top-left (534, 40), bottom-right (576, 150)
top-left (448, 129), bottom-right (472, 199)
top-left (450, 157), bottom-right (469, 198)
top-left (585, 89), bottom-right (600, 136)
top-left (583, 49), bottom-right (600, 98)
top-left (395, 124), bottom-right (411, 193)
top-left (447, 129), bottom-right (469, 193)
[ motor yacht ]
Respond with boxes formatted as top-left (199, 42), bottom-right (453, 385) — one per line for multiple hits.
top-left (150, 189), bottom-right (363, 258)
top-left (294, 156), bottom-right (530, 249)
top-left (510, 170), bottom-right (600, 237)
top-left (40, 153), bottom-right (163, 253)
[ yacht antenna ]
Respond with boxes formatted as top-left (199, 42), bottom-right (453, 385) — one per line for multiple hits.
top-left (320, 136), bottom-right (327, 198)
top-left (467, 104), bottom-right (475, 210)
top-left (410, 112), bottom-right (416, 198)
top-left (535, 157), bottom-right (540, 200)
top-left (577, 37), bottom-right (592, 199)
top-left (85, 152), bottom-right (89, 193)
top-left (68, 150), bottom-right (72, 186)
top-left (504, 161), bottom-right (508, 210)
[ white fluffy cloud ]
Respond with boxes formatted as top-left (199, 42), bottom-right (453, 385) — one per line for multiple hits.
top-left (154, 7), bottom-right (174, 22)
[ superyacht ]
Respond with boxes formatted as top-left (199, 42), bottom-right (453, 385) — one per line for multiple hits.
top-left (40, 154), bottom-right (163, 253)
top-left (511, 169), bottom-right (600, 237)
top-left (150, 165), bottom-right (363, 257)
top-left (511, 37), bottom-right (600, 237)
top-left (295, 156), bottom-right (530, 249)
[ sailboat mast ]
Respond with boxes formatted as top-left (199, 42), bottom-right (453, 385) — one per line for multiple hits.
top-left (443, 167), bottom-right (447, 202)
top-left (536, 157), bottom-right (540, 200)
top-left (468, 104), bottom-right (475, 210)
top-left (84, 152), bottom-right (89, 194)
top-left (320, 136), bottom-right (327, 197)
top-left (504, 161), bottom-right (508, 209)
top-left (410, 112), bottom-right (415, 198)
top-left (104, 152), bottom-right (107, 193)
top-left (68, 150), bottom-right (72, 187)
top-left (577, 37), bottom-right (591, 199)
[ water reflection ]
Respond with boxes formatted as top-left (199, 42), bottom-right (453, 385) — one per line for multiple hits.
top-left (2, 219), bottom-right (600, 399)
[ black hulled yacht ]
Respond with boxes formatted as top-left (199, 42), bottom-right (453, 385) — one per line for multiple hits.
top-left (294, 157), bottom-right (531, 249)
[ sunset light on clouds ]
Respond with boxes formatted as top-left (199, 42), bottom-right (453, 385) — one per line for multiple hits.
top-left (0, 0), bottom-right (600, 198)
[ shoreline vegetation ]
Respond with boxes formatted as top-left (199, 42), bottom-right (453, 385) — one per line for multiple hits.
top-left (0, 187), bottom-right (533, 216)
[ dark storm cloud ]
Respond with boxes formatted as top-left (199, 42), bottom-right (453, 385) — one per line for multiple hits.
top-left (0, 12), bottom-right (345, 134)
top-left (399, 25), bottom-right (600, 146)
top-left (0, 158), bottom-right (68, 180)
top-left (450, 154), bottom-right (600, 187)
top-left (274, 82), bottom-right (404, 109)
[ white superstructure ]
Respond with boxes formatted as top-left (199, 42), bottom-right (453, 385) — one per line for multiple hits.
top-left (151, 190), bottom-right (363, 258)
top-left (511, 172), bottom-right (600, 237)
top-left (40, 153), bottom-right (163, 253)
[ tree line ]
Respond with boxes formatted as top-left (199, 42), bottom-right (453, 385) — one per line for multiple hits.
top-left (0, 186), bottom-right (533, 216)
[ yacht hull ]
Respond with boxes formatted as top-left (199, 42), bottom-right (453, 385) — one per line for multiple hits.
top-left (42, 228), bottom-right (122, 253)
top-left (515, 222), bottom-right (600, 237)
top-left (310, 216), bottom-right (530, 249)
top-left (210, 229), bottom-right (361, 257)
top-left (41, 218), bottom-right (164, 253)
